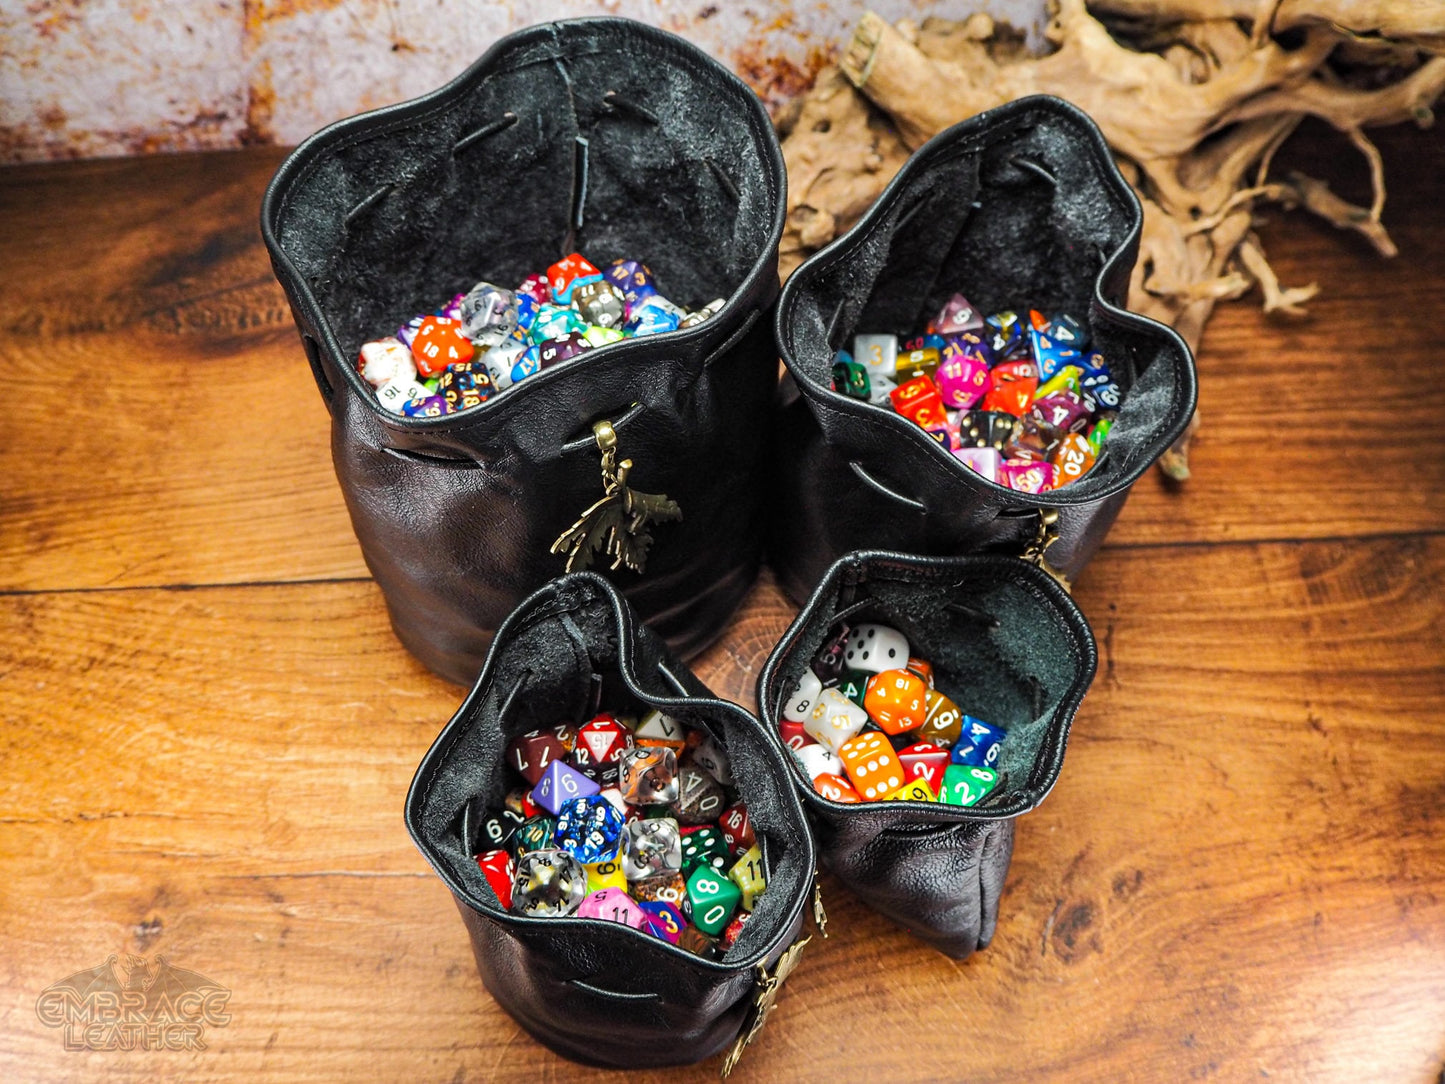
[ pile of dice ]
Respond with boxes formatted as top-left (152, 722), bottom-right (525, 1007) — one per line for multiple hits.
top-left (357, 253), bottom-right (722, 418)
top-left (782, 622), bottom-right (1006, 807)
top-left (832, 295), bottom-right (1119, 492)
top-left (473, 709), bottom-right (765, 959)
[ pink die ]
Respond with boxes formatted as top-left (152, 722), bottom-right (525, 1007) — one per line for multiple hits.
top-left (1001, 459), bottom-right (1055, 493)
top-left (577, 888), bottom-right (650, 930)
top-left (516, 272), bottom-right (550, 306)
top-left (936, 352), bottom-right (991, 409)
top-left (933, 293), bottom-right (984, 335)
top-left (954, 446), bottom-right (1002, 483)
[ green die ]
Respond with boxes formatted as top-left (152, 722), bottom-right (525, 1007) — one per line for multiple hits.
top-left (680, 827), bottom-right (729, 875)
top-left (727, 844), bottom-right (767, 911)
top-left (940, 764), bottom-right (999, 808)
top-left (686, 864), bottom-right (741, 936)
top-left (831, 359), bottom-right (871, 400)
top-left (513, 814), bottom-right (556, 855)
top-left (836, 669), bottom-right (872, 707)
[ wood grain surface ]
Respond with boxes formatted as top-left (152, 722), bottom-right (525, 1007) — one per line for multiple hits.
top-left (2, 121), bottom-right (1442, 1083)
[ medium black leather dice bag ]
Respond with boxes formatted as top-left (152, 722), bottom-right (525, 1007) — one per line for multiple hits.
top-left (770, 96), bottom-right (1197, 605)
top-left (261, 18), bottom-right (785, 685)
top-left (406, 573), bottom-right (817, 1070)
top-left (758, 550), bottom-right (1097, 959)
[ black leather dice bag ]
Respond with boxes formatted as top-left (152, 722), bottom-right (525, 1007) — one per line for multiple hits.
top-left (406, 573), bottom-right (816, 1069)
top-left (757, 550), bottom-right (1096, 959)
top-left (261, 18), bottom-right (785, 685)
top-left (770, 95), bottom-right (1196, 605)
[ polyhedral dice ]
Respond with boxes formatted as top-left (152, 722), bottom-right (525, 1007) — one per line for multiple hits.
top-left (1051, 432), bottom-right (1097, 487)
top-left (619, 746), bottom-right (679, 805)
top-left (728, 845), bottom-right (766, 911)
top-left (952, 716), bottom-right (1007, 768)
top-left (679, 826), bottom-right (729, 876)
top-left (1035, 364), bottom-right (1084, 401)
top-left (814, 773), bottom-right (862, 802)
top-left (572, 714), bottom-right (632, 784)
top-left (547, 252), bottom-right (603, 304)
top-left (837, 730), bottom-right (907, 802)
top-left (884, 777), bottom-right (936, 801)
top-left (507, 728), bottom-right (571, 784)
top-left (532, 760), bottom-right (601, 816)
top-left (936, 351), bottom-right (991, 409)
top-left (513, 814), bottom-right (557, 856)
top-left (689, 732), bottom-right (733, 785)
top-left (530, 303), bottom-right (588, 343)
top-left (718, 803), bottom-right (754, 855)
top-left (843, 623), bottom-right (910, 674)
top-left (635, 709), bottom-right (686, 750)
top-left (477, 849), bottom-right (515, 909)
top-left (1046, 312), bottom-right (1089, 350)
top-left (783, 670), bottom-right (824, 723)
top-left (639, 900), bottom-right (685, 944)
top-left (1029, 322), bottom-right (1084, 382)
top-left (810, 625), bottom-right (851, 683)
top-left (960, 410), bottom-right (1016, 452)
top-left (577, 887), bottom-right (650, 930)
top-left (597, 787), bottom-right (627, 815)
top-left (912, 396), bottom-right (955, 449)
top-left (1031, 390), bottom-right (1092, 440)
top-left (832, 357), bottom-right (871, 400)
top-left (854, 333), bottom-right (898, 382)
top-left (631, 872), bottom-right (688, 911)
top-left (476, 807), bottom-right (525, 852)
top-left (395, 313), bottom-right (426, 349)
top-left (400, 394), bottom-right (449, 418)
top-left (604, 259), bottom-right (657, 309)
top-left (793, 741), bottom-right (844, 780)
top-left (939, 764), bottom-right (1000, 807)
top-left (1000, 459), bottom-right (1054, 493)
top-left (622, 817), bottom-right (683, 882)
top-left (512, 848), bottom-right (587, 917)
top-left (985, 310), bottom-right (1025, 357)
top-left (358, 337), bottom-right (417, 387)
top-left (538, 331), bottom-right (592, 369)
top-left (516, 272), bottom-right (550, 305)
top-left (916, 688), bottom-right (964, 748)
top-left (513, 293), bottom-right (538, 336)
top-left (867, 370), bottom-right (898, 406)
top-left (409, 315), bottom-right (474, 376)
top-left (778, 719), bottom-right (814, 751)
top-left (905, 657), bottom-right (933, 685)
top-left (1081, 370), bottom-right (1121, 412)
top-left (932, 293), bottom-right (984, 335)
top-left (982, 360), bottom-right (1039, 416)
top-left (480, 339), bottom-right (525, 390)
top-left (1088, 416), bottom-right (1114, 457)
top-left (1006, 414), bottom-right (1053, 463)
top-left (624, 294), bottom-right (684, 336)
top-left (573, 279), bottom-right (626, 328)
top-left (863, 668), bottom-right (930, 734)
top-left (554, 795), bottom-right (626, 865)
top-left (897, 740), bottom-right (951, 793)
top-left (582, 324), bottom-right (626, 348)
top-left (678, 925), bottom-right (721, 959)
top-left (804, 688), bottom-right (869, 753)
top-left (504, 788), bottom-right (540, 818)
top-left (836, 669), bottom-right (871, 707)
top-left (687, 865), bottom-right (742, 935)
top-left (953, 445), bottom-right (1003, 483)
top-left (895, 347), bottom-right (941, 382)
top-left (375, 378), bottom-right (431, 414)
top-left (458, 282), bottom-right (518, 345)
top-left (679, 298), bottom-right (725, 329)
top-left (890, 374), bottom-right (943, 420)
top-left (435, 361), bottom-right (496, 411)
top-left (671, 765), bottom-right (727, 825)
top-left (584, 854), bottom-right (628, 893)
top-left (722, 910), bottom-right (751, 947)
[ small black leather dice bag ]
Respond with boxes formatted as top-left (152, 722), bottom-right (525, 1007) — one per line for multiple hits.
top-left (757, 550), bottom-right (1097, 959)
top-left (406, 573), bottom-right (817, 1071)
top-left (769, 95), bottom-right (1197, 606)
top-left (261, 18), bottom-right (786, 685)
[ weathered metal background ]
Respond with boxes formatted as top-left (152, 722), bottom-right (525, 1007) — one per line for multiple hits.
top-left (0, 0), bottom-right (1045, 162)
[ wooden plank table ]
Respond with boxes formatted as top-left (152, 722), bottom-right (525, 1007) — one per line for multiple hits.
top-left (2, 121), bottom-right (1442, 1083)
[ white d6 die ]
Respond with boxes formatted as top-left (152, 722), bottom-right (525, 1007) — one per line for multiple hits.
top-left (803, 688), bottom-right (868, 753)
top-left (844, 624), bottom-right (910, 674)
top-left (792, 741), bottom-right (842, 782)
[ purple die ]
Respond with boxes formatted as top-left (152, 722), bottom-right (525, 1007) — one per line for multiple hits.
top-left (951, 716), bottom-right (1007, 768)
top-left (531, 760), bottom-right (600, 816)
top-left (396, 313), bottom-right (427, 349)
top-left (933, 293), bottom-right (984, 335)
top-left (401, 394), bottom-right (450, 418)
top-left (436, 292), bottom-right (465, 321)
top-left (605, 259), bottom-right (658, 309)
top-left (576, 887), bottom-right (650, 930)
top-left (538, 331), bottom-right (593, 369)
top-left (953, 445), bottom-right (1002, 483)
top-left (554, 795), bottom-right (626, 865)
top-left (638, 900), bottom-right (686, 944)
top-left (1030, 390), bottom-right (1092, 439)
top-left (942, 330), bottom-right (993, 368)
top-left (936, 352), bottom-right (991, 410)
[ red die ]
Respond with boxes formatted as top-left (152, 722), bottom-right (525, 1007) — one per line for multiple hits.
top-left (477, 849), bottom-right (515, 910)
top-left (905, 657), bottom-right (934, 686)
top-left (982, 359), bottom-right (1038, 416)
top-left (719, 803), bottom-right (754, 855)
top-left (778, 719), bottom-right (816, 752)
top-left (574, 713), bottom-right (632, 768)
top-left (863, 668), bottom-right (930, 735)
top-left (897, 741), bottom-right (951, 793)
top-left (889, 374), bottom-right (942, 421)
top-left (813, 772), bottom-right (862, 804)
top-left (546, 252), bottom-right (602, 304)
top-left (507, 725), bottom-right (575, 785)
top-left (409, 315), bottom-right (474, 376)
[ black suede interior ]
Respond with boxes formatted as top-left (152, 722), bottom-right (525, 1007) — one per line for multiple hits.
top-left (759, 551), bottom-right (1096, 821)
top-left (269, 19), bottom-right (776, 375)
top-left (409, 573), bottom-right (811, 967)
top-left (776, 95), bottom-right (1196, 502)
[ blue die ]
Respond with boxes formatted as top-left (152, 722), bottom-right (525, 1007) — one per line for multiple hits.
top-left (554, 795), bottom-right (625, 865)
top-left (951, 716), bottom-right (1007, 768)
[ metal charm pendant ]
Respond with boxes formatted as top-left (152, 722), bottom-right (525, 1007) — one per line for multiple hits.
top-left (720, 936), bottom-right (811, 1078)
top-left (1021, 507), bottom-right (1072, 592)
top-left (550, 420), bottom-right (682, 575)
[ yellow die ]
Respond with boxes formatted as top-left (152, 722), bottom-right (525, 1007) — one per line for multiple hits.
top-left (728, 844), bottom-right (767, 911)
top-left (585, 844), bottom-right (627, 893)
top-left (884, 777), bottom-right (936, 803)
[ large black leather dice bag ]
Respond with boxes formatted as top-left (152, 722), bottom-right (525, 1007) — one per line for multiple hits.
top-left (406, 573), bottom-right (816, 1069)
top-left (261, 19), bottom-right (785, 684)
top-left (757, 551), bottom-right (1096, 959)
top-left (770, 96), bottom-right (1196, 605)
